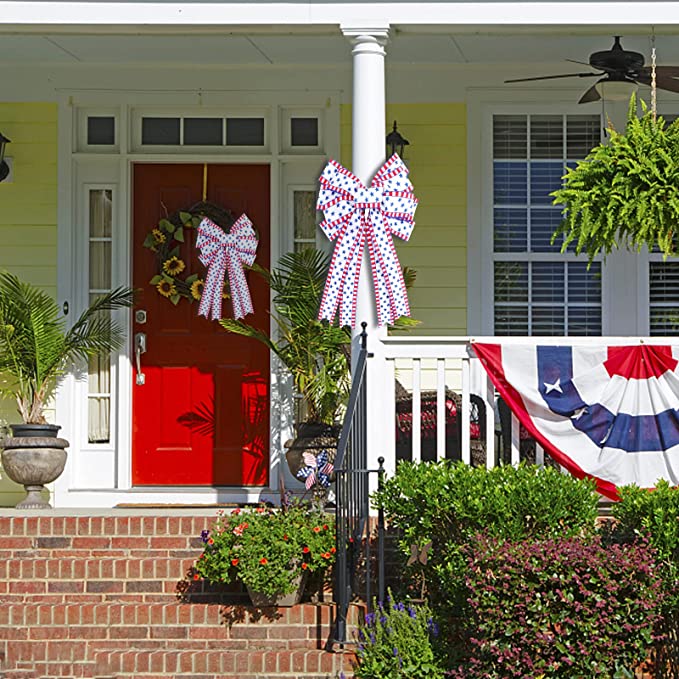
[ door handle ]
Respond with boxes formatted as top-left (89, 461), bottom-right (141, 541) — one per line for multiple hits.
top-left (135, 332), bottom-right (147, 385)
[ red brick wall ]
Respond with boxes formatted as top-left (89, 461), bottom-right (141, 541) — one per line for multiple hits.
top-left (0, 514), bottom-right (357, 679)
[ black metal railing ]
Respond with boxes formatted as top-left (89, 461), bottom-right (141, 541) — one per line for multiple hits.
top-left (333, 323), bottom-right (385, 646)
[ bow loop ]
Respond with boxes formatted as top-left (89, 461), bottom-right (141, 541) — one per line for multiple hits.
top-left (316, 154), bottom-right (418, 327)
top-left (196, 214), bottom-right (258, 321)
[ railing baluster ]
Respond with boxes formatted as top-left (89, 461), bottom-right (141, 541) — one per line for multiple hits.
top-left (461, 357), bottom-right (471, 464)
top-left (511, 412), bottom-right (521, 466)
top-left (412, 358), bottom-right (422, 463)
top-left (385, 358), bottom-right (396, 471)
top-left (436, 358), bottom-right (446, 461)
top-left (485, 374), bottom-right (495, 469)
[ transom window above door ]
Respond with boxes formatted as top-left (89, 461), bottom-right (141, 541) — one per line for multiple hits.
top-left (492, 113), bottom-right (603, 336)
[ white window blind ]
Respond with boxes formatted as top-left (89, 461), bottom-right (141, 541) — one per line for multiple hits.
top-left (492, 114), bottom-right (603, 336)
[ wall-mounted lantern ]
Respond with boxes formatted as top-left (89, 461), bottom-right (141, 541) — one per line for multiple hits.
top-left (0, 132), bottom-right (11, 183)
top-left (386, 121), bottom-right (409, 159)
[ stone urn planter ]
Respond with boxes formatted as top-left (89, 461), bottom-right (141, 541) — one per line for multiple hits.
top-left (1, 428), bottom-right (69, 509)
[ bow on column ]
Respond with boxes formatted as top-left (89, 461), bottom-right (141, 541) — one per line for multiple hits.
top-left (316, 154), bottom-right (418, 327)
top-left (196, 214), bottom-right (258, 321)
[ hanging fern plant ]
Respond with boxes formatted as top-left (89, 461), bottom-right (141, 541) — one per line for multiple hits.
top-left (552, 95), bottom-right (679, 261)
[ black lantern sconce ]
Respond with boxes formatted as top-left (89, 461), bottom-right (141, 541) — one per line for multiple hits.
top-left (386, 121), bottom-right (410, 159)
top-left (0, 132), bottom-right (11, 183)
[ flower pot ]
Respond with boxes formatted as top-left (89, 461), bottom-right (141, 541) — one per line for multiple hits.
top-left (10, 423), bottom-right (61, 438)
top-left (245, 570), bottom-right (308, 608)
top-left (284, 422), bottom-right (341, 481)
top-left (1, 435), bottom-right (69, 509)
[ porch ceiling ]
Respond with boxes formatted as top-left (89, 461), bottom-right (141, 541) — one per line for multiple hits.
top-left (2, 30), bottom-right (679, 68)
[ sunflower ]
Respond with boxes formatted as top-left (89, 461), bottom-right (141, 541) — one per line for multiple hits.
top-left (163, 256), bottom-right (186, 276)
top-left (190, 279), bottom-right (204, 301)
top-left (156, 280), bottom-right (177, 298)
top-left (152, 228), bottom-right (166, 244)
top-left (222, 282), bottom-right (230, 300)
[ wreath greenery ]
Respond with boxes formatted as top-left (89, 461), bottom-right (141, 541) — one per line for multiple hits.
top-left (552, 95), bottom-right (679, 262)
top-left (142, 203), bottom-right (235, 306)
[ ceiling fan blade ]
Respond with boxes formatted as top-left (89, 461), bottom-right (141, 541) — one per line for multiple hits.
top-left (566, 58), bottom-right (594, 67)
top-left (637, 72), bottom-right (679, 94)
top-left (505, 72), bottom-right (600, 84)
top-left (578, 84), bottom-right (601, 104)
top-left (640, 65), bottom-right (679, 77)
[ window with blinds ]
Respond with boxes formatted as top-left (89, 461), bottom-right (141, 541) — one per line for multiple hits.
top-left (493, 114), bottom-right (603, 335)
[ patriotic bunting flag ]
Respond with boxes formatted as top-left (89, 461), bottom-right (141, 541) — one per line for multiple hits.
top-left (196, 214), bottom-right (258, 321)
top-left (316, 154), bottom-right (418, 327)
top-left (472, 342), bottom-right (679, 500)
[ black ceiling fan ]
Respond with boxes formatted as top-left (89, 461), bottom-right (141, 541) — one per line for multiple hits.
top-left (505, 36), bottom-right (679, 103)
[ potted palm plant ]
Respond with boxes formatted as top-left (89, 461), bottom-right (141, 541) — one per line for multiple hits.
top-left (0, 271), bottom-right (134, 508)
top-left (220, 249), bottom-right (351, 484)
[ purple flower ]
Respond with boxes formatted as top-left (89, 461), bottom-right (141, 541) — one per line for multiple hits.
top-left (200, 529), bottom-right (210, 543)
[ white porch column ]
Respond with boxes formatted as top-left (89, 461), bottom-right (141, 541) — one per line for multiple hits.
top-left (341, 24), bottom-right (395, 477)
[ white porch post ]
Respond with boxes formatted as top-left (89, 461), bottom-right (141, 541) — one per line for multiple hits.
top-left (341, 24), bottom-right (395, 478)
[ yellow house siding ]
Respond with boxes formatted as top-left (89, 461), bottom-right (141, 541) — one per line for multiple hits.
top-left (339, 103), bottom-right (467, 335)
top-left (0, 103), bottom-right (58, 507)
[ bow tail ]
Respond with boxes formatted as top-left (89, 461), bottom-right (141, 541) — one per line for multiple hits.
top-left (367, 221), bottom-right (410, 326)
top-left (318, 220), bottom-right (364, 326)
top-left (226, 254), bottom-right (254, 320)
top-left (199, 254), bottom-right (226, 321)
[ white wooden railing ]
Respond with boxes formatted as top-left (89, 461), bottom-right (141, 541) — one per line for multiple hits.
top-left (379, 335), bottom-right (674, 472)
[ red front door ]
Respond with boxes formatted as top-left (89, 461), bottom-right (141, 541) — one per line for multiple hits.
top-left (132, 163), bottom-right (270, 486)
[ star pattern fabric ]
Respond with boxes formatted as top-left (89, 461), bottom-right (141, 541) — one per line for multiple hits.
top-left (316, 154), bottom-right (418, 327)
top-left (196, 214), bottom-right (258, 321)
top-left (296, 450), bottom-right (334, 490)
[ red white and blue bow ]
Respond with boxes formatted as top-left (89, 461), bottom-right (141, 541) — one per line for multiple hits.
top-left (296, 450), bottom-right (334, 490)
top-left (196, 214), bottom-right (258, 321)
top-left (316, 154), bottom-right (418, 327)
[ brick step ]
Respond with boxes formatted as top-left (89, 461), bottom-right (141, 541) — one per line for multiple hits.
top-left (94, 647), bottom-right (355, 677)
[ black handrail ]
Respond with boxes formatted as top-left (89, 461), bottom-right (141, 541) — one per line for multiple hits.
top-left (332, 324), bottom-right (385, 646)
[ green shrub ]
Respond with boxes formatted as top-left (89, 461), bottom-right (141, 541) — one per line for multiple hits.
top-left (353, 594), bottom-right (444, 679)
top-left (449, 534), bottom-right (664, 679)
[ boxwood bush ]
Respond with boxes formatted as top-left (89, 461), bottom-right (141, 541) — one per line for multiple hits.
top-left (448, 534), bottom-right (665, 679)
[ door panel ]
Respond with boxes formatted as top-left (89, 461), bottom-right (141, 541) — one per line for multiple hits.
top-left (132, 163), bottom-right (270, 486)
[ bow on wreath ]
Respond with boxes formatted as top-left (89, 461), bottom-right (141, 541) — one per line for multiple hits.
top-left (317, 154), bottom-right (418, 327)
top-left (196, 214), bottom-right (258, 321)
top-left (296, 450), bottom-right (334, 490)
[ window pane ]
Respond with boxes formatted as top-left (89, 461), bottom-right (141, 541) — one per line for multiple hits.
top-left (568, 307), bottom-right (602, 336)
top-left (89, 242), bottom-right (112, 290)
top-left (294, 190), bottom-right (317, 241)
top-left (88, 397), bottom-right (110, 444)
top-left (530, 208), bottom-right (563, 252)
top-left (532, 307), bottom-right (565, 335)
top-left (494, 161), bottom-right (527, 204)
top-left (494, 305), bottom-right (528, 335)
top-left (568, 262), bottom-right (601, 304)
top-left (567, 115), bottom-right (601, 158)
top-left (494, 208), bottom-right (527, 252)
top-left (183, 118), bottom-right (223, 146)
top-left (226, 118), bottom-right (265, 146)
top-left (532, 262), bottom-right (565, 304)
top-left (493, 115), bottom-right (527, 159)
top-left (89, 189), bottom-right (112, 238)
top-left (142, 117), bottom-right (180, 145)
top-left (87, 117), bottom-right (115, 146)
top-left (530, 161), bottom-right (564, 204)
top-left (530, 115), bottom-right (562, 159)
top-left (650, 308), bottom-right (679, 335)
top-left (291, 118), bottom-right (319, 146)
top-left (494, 262), bottom-right (528, 303)
top-left (650, 262), bottom-right (679, 303)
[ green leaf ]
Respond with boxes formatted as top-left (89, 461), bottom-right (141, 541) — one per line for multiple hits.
top-left (149, 275), bottom-right (162, 285)
top-left (179, 211), bottom-right (192, 223)
top-left (143, 234), bottom-right (155, 248)
top-left (159, 218), bottom-right (175, 234)
top-left (174, 227), bottom-right (184, 243)
top-left (170, 294), bottom-right (180, 305)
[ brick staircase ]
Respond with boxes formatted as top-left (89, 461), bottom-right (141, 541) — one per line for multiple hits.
top-left (0, 512), bottom-right (358, 679)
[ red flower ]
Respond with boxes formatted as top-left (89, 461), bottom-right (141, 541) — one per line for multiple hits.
top-left (256, 507), bottom-right (266, 513)
top-left (322, 552), bottom-right (330, 559)
top-left (207, 538), bottom-right (214, 545)
top-left (313, 526), bottom-right (321, 533)
top-left (283, 534), bottom-right (289, 541)
top-left (301, 563), bottom-right (308, 570)
top-left (231, 508), bottom-right (241, 515)
top-left (260, 558), bottom-right (268, 565)
top-left (330, 547), bottom-right (337, 554)
top-left (231, 558), bottom-right (239, 566)
top-left (302, 546), bottom-right (310, 554)
top-left (193, 573), bottom-right (200, 581)
top-left (323, 524), bottom-right (329, 531)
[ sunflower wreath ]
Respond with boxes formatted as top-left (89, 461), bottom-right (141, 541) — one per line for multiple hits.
top-left (142, 202), bottom-right (236, 306)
